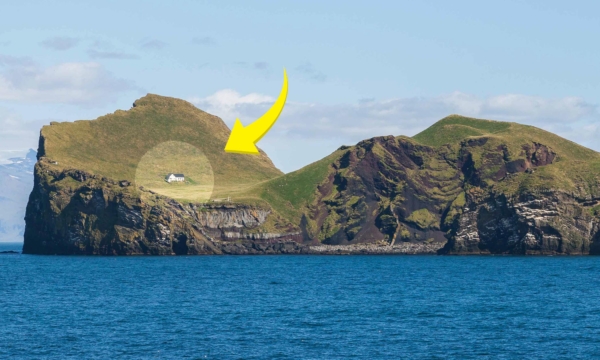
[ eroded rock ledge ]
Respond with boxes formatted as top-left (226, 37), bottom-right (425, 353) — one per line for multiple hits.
top-left (440, 190), bottom-right (600, 255)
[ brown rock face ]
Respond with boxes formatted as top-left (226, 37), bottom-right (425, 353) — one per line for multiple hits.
top-left (440, 191), bottom-right (600, 255)
top-left (23, 160), bottom-right (302, 255)
top-left (300, 135), bottom-right (600, 254)
top-left (459, 139), bottom-right (558, 186)
top-left (305, 136), bottom-right (461, 248)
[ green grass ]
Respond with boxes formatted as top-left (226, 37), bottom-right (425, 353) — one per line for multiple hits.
top-left (413, 115), bottom-right (510, 145)
top-left (236, 150), bottom-right (345, 221)
top-left (134, 141), bottom-right (214, 202)
top-left (412, 114), bottom-right (600, 196)
top-left (41, 94), bottom-right (283, 198)
top-left (406, 208), bottom-right (439, 230)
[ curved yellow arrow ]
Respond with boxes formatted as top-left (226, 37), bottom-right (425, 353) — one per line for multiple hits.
top-left (224, 68), bottom-right (288, 154)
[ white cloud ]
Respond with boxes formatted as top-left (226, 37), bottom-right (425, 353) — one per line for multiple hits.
top-left (0, 56), bottom-right (137, 105)
top-left (190, 90), bottom-right (600, 172)
top-left (452, 92), bottom-right (595, 123)
top-left (189, 89), bottom-right (274, 120)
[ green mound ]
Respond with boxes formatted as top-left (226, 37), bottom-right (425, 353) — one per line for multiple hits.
top-left (413, 114), bottom-right (510, 145)
top-left (413, 114), bottom-right (598, 160)
top-left (39, 94), bottom-right (283, 198)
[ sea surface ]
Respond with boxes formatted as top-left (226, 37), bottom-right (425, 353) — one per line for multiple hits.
top-left (2, 242), bottom-right (600, 359)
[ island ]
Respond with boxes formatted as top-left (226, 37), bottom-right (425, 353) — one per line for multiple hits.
top-left (23, 94), bottom-right (600, 255)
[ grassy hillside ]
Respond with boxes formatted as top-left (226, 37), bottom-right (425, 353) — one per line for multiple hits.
top-left (134, 141), bottom-right (214, 202)
top-left (237, 150), bottom-right (346, 220)
top-left (40, 94), bottom-right (283, 198)
top-left (413, 115), bottom-right (597, 158)
top-left (412, 115), bottom-right (600, 194)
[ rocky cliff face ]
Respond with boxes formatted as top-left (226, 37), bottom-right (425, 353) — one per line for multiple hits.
top-left (301, 135), bottom-right (600, 254)
top-left (305, 136), bottom-right (461, 248)
top-left (23, 159), bottom-right (303, 255)
top-left (441, 190), bottom-right (600, 254)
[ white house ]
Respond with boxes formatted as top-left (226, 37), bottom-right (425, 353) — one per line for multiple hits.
top-left (165, 173), bottom-right (185, 183)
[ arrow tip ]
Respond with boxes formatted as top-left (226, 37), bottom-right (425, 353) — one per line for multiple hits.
top-left (224, 119), bottom-right (260, 155)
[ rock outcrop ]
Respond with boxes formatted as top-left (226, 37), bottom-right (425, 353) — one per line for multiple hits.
top-left (22, 158), bottom-right (442, 255)
top-left (441, 190), bottom-right (600, 254)
top-left (300, 134), bottom-right (600, 255)
top-left (23, 159), bottom-right (301, 255)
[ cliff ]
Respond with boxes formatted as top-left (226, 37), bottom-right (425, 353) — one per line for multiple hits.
top-left (442, 190), bottom-right (600, 254)
top-left (23, 159), bottom-right (305, 255)
top-left (23, 96), bottom-right (600, 255)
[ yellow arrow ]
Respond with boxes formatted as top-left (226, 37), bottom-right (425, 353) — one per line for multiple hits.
top-left (224, 68), bottom-right (288, 154)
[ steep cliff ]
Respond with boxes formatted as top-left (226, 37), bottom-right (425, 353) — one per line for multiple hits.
top-left (441, 190), bottom-right (600, 254)
top-left (23, 159), bottom-right (304, 255)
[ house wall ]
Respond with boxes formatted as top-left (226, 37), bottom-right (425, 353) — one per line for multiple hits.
top-left (167, 176), bottom-right (184, 182)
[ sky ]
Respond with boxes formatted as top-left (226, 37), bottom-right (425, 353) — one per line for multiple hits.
top-left (0, 0), bottom-right (599, 172)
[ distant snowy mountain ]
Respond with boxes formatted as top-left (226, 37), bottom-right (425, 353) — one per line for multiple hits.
top-left (0, 150), bottom-right (36, 242)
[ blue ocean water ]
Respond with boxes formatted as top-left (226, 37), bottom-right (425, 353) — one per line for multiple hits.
top-left (2, 242), bottom-right (600, 359)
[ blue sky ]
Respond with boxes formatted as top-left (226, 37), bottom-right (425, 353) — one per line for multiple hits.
top-left (0, 0), bottom-right (599, 172)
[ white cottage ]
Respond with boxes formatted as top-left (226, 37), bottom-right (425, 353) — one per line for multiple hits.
top-left (165, 173), bottom-right (185, 183)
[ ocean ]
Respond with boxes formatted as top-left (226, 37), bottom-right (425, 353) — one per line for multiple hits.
top-left (1, 242), bottom-right (600, 359)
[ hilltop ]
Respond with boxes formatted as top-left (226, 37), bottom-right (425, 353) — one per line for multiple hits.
top-left (38, 94), bottom-right (282, 200)
top-left (23, 97), bottom-right (600, 255)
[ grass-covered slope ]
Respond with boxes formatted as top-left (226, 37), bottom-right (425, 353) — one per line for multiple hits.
top-left (238, 150), bottom-right (346, 221)
top-left (413, 114), bottom-right (597, 159)
top-left (413, 115), bottom-right (600, 195)
top-left (247, 114), bottom-right (600, 222)
top-left (39, 94), bottom-right (282, 198)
